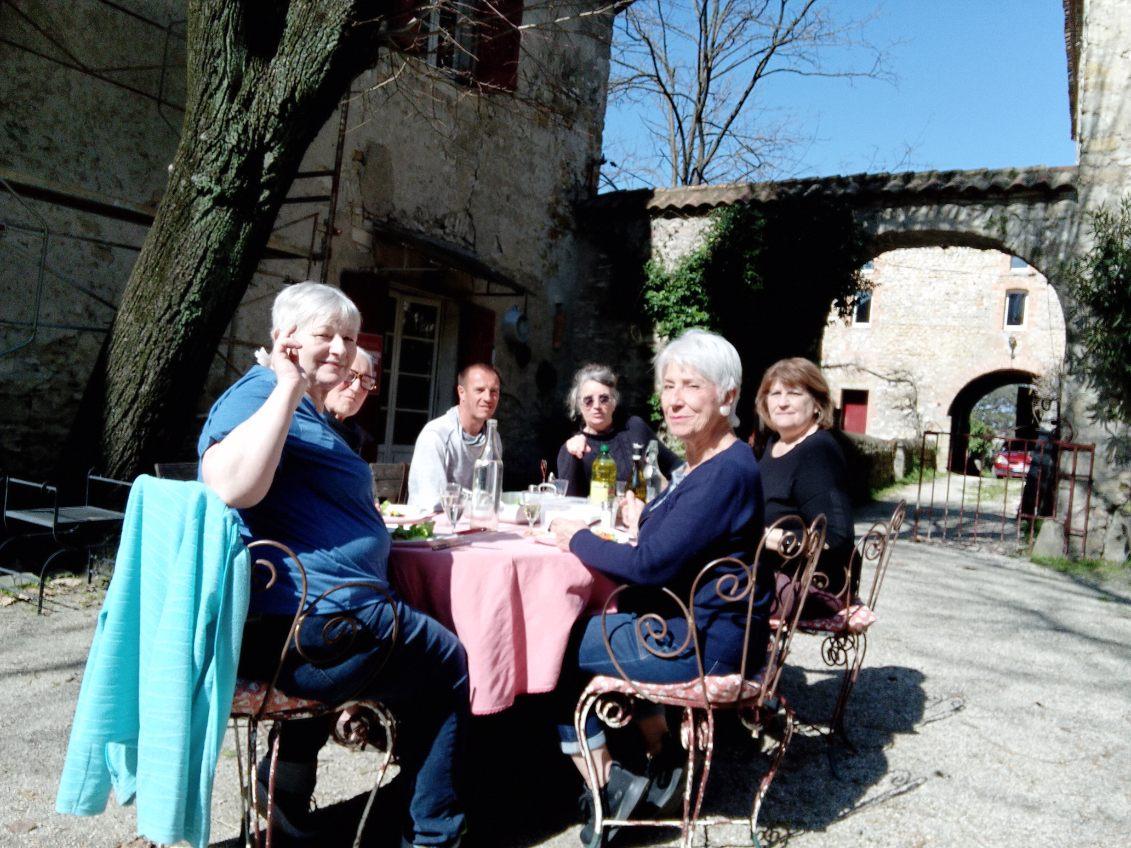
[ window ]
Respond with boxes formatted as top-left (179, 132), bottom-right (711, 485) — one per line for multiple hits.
top-left (375, 295), bottom-right (443, 452)
top-left (1009, 255), bottom-right (1028, 271)
top-left (852, 291), bottom-right (872, 325)
top-left (1004, 290), bottom-right (1027, 327)
top-left (423, 1), bottom-right (524, 91)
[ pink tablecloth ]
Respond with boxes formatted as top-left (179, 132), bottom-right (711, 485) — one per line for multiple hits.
top-left (389, 525), bottom-right (618, 715)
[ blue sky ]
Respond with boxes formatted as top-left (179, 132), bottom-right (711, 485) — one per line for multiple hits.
top-left (601, 0), bottom-right (1077, 188)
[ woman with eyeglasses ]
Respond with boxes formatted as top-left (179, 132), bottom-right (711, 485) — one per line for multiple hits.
top-left (323, 348), bottom-right (379, 454)
top-left (557, 363), bottom-right (681, 498)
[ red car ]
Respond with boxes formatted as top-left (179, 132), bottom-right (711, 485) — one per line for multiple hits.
top-left (993, 448), bottom-right (1031, 478)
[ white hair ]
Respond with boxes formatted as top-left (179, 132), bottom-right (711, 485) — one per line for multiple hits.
top-left (354, 348), bottom-right (377, 374)
top-left (270, 281), bottom-right (360, 337)
top-left (654, 328), bottom-right (742, 428)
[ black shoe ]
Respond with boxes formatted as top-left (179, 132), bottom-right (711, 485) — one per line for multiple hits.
top-left (578, 763), bottom-right (650, 847)
top-left (643, 741), bottom-right (685, 817)
top-left (255, 757), bottom-right (318, 842)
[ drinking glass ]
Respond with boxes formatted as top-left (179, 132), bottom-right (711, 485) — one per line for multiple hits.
top-left (441, 489), bottom-right (465, 531)
top-left (520, 490), bottom-right (542, 532)
top-left (615, 481), bottom-right (627, 498)
top-left (552, 478), bottom-right (569, 497)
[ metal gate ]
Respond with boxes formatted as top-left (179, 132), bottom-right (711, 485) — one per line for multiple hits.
top-left (911, 430), bottom-right (1095, 553)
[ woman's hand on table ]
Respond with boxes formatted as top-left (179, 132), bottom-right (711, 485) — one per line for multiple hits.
top-left (564, 433), bottom-right (591, 459)
top-left (550, 518), bottom-right (588, 551)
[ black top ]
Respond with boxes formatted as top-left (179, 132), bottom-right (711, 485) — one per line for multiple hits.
top-left (324, 412), bottom-right (372, 457)
top-left (757, 429), bottom-right (856, 597)
top-left (556, 415), bottom-right (681, 498)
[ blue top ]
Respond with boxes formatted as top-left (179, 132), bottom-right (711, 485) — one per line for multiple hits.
top-left (57, 477), bottom-right (249, 848)
top-left (197, 366), bottom-right (390, 614)
top-left (570, 440), bottom-right (771, 667)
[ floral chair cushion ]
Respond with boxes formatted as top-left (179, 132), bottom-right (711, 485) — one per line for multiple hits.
top-left (798, 603), bottom-right (877, 635)
top-left (229, 678), bottom-right (329, 718)
top-left (582, 672), bottom-right (764, 709)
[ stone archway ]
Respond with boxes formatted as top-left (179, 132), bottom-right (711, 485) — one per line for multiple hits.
top-left (946, 368), bottom-right (1040, 471)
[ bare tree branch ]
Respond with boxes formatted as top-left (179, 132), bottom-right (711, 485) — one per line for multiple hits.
top-left (607, 0), bottom-right (890, 187)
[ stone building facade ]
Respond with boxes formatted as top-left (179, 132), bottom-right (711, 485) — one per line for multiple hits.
top-left (0, 1), bottom-right (618, 483)
top-left (820, 246), bottom-right (1067, 442)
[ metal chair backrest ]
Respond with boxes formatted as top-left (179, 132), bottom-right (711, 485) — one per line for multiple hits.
top-left (153, 462), bottom-right (200, 481)
top-left (594, 512), bottom-right (826, 707)
top-left (243, 540), bottom-right (400, 719)
top-left (370, 462), bottom-right (408, 503)
top-left (860, 500), bottom-right (906, 612)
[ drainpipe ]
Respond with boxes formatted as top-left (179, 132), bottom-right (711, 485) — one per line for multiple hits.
top-left (0, 178), bottom-right (48, 358)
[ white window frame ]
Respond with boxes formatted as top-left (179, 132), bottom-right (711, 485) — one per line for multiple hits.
top-left (1003, 289), bottom-right (1028, 329)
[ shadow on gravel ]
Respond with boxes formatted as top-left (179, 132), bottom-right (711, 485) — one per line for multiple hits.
top-left (210, 668), bottom-right (938, 848)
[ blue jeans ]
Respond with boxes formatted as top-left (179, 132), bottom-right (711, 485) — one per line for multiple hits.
top-left (241, 599), bottom-right (468, 847)
top-left (555, 612), bottom-right (738, 753)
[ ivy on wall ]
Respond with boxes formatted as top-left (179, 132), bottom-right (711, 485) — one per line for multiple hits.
top-left (641, 196), bottom-right (874, 432)
top-left (1064, 197), bottom-right (1131, 427)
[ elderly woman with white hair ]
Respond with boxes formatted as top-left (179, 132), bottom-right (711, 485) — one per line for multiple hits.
top-left (549, 329), bottom-right (771, 845)
top-left (197, 282), bottom-right (467, 848)
top-left (557, 363), bottom-right (681, 498)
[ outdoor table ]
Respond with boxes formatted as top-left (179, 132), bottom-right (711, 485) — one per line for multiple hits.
top-left (388, 521), bottom-right (618, 715)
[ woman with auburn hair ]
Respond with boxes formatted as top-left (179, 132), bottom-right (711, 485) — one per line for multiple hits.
top-left (754, 357), bottom-right (856, 617)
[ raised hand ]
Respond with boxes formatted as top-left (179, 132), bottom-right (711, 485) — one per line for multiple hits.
top-left (565, 432), bottom-right (591, 459)
top-left (271, 324), bottom-right (309, 401)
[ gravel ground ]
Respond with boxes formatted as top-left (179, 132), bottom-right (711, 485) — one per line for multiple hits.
top-left (2, 496), bottom-right (1129, 848)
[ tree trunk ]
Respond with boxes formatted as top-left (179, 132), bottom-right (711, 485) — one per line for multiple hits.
top-left (65, 0), bottom-right (395, 480)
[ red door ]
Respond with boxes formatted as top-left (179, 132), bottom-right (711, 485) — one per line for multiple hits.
top-left (841, 389), bottom-right (869, 434)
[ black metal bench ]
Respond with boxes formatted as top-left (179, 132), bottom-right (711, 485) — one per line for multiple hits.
top-left (0, 471), bottom-right (131, 613)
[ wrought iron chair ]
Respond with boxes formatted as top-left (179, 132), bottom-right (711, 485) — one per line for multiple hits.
top-left (574, 513), bottom-right (826, 848)
top-left (370, 462), bottom-right (409, 503)
top-left (230, 540), bottom-right (400, 848)
top-left (793, 500), bottom-right (906, 739)
top-left (0, 470), bottom-right (131, 612)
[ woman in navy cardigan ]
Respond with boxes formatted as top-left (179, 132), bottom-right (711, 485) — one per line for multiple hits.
top-left (550, 329), bottom-right (770, 845)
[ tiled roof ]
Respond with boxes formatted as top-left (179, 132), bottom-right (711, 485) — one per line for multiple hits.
top-left (587, 166), bottom-right (1078, 217)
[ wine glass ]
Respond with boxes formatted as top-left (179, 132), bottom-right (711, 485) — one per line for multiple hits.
top-left (441, 489), bottom-right (465, 532)
top-left (520, 490), bottom-right (542, 533)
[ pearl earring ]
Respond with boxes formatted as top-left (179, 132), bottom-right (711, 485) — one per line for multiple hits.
top-left (719, 404), bottom-right (732, 417)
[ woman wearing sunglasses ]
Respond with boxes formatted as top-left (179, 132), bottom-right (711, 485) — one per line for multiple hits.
top-left (557, 363), bottom-right (681, 498)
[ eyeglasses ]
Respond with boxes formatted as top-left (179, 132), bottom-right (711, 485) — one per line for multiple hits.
top-left (581, 394), bottom-right (613, 409)
top-left (343, 370), bottom-right (378, 392)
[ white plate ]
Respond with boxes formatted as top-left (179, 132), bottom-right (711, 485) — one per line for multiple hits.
top-left (379, 505), bottom-right (435, 525)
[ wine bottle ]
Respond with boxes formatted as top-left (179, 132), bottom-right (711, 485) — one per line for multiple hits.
top-left (628, 442), bottom-right (647, 502)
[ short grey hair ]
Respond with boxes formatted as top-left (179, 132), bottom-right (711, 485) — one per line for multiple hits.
top-left (271, 281), bottom-right (361, 337)
top-left (566, 363), bottom-right (620, 419)
top-left (354, 348), bottom-right (377, 375)
top-left (654, 329), bottom-right (742, 428)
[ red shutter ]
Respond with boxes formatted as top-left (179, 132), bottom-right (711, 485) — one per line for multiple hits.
top-left (841, 390), bottom-right (869, 434)
top-left (475, 0), bottom-right (523, 90)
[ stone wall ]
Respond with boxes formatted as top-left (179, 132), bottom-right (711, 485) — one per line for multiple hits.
top-left (1063, 0), bottom-right (1131, 559)
top-left (820, 246), bottom-right (1066, 443)
top-left (0, 1), bottom-right (618, 486)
